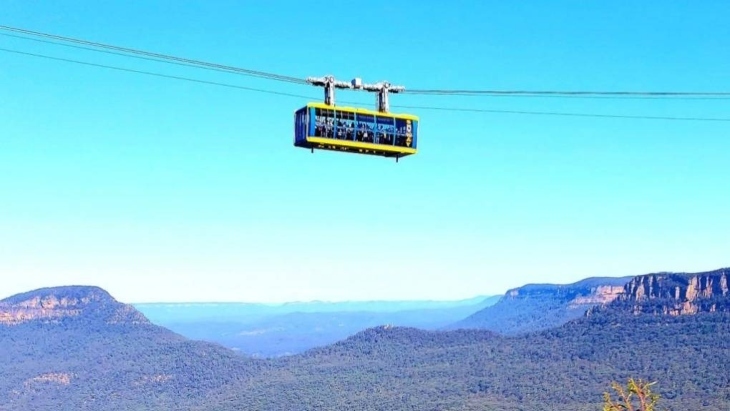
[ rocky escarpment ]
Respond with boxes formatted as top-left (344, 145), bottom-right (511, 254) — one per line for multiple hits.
top-left (587, 268), bottom-right (730, 316)
top-left (503, 277), bottom-right (629, 306)
top-left (447, 276), bottom-right (633, 335)
top-left (568, 285), bottom-right (625, 307)
top-left (0, 285), bottom-right (150, 325)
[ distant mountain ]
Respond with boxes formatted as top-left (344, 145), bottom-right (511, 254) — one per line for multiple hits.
top-left (0, 286), bottom-right (262, 411)
top-left (134, 295), bottom-right (500, 357)
top-left (447, 275), bottom-right (633, 334)
top-left (0, 285), bottom-right (149, 326)
top-left (134, 295), bottom-right (497, 324)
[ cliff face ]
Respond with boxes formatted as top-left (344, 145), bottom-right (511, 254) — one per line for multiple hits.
top-left (568, 285), bottom-right (626, 307)
top-left (0, 286), bottom-right (150, 326)
top-left (588, 268), bottom-right (730, 316)
top-left (503, 278), bottom-right (629, 308)
top-left (448, 276), bottom-right (633, 335)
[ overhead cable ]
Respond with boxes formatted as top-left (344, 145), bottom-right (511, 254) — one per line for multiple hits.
top-left (0, 25), bottom-right (307, 85)
top-left (0, 48), bottom-right (312, 99)
top-left (405, 89), bottom-right (730, 97)
top-left (1, 25), bottom-right (730, 100)
top-left (0, 32), bottom-right (283, 82)
top-left (2, 47), bottom-right (728, 123)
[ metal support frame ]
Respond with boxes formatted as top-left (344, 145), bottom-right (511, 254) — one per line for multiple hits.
top-left (306, 75), bottom-right (405, 113)
top-left (306, 76), bottom-right (353, 106)
top-left (356, 80), bottom-right (405, 113)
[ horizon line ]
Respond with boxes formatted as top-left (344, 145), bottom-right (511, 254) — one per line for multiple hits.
top-left (129, 294), bottom-right (501, 305)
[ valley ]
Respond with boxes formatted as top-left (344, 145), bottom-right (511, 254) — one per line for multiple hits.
top-left (133, 296), bottom-right (500, 357)
top-left (0, 267), bottom-right (728, 410)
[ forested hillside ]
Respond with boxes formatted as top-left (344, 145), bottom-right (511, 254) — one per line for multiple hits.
top-left (0, 287), bottom-right (264, 410)
top-left (2, 272), bottom-right (729, 411)
top-left (221, 312), bottom-right (730, 411)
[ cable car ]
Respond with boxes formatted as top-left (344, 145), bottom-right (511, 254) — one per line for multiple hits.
top-left (293, 102), bottom-right (418, 161)
top-left (294, 76), bottom-right (419, 162)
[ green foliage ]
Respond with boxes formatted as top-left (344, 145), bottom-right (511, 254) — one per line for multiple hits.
top-left (213, 312), bottom-right (730, 411)
top-left (603, 378), bottom-right (661, 411)
top-left (0, 321), bottom-right (264, 411)
top-left (1, 293), bottom-right (729, 410)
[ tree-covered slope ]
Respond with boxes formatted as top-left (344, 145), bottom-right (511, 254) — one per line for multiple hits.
top-left (207, 311), bottom-right (729, 411)
top-left (2, 273), bottom-right (730, 411)
top-left (0, 286), bottom-right (265, 411)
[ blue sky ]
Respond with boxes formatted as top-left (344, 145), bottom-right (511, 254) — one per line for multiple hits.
top-left (1, 1), bottom-right (728, 303)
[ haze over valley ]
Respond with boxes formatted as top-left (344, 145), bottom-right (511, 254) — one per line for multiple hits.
top-left (133, 296), bottom-right (500, 357)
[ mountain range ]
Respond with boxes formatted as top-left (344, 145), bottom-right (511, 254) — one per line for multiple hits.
top-left (0, 267), bottom-right (728, 410)
top-left (133, 295), bottom-right (500, 357)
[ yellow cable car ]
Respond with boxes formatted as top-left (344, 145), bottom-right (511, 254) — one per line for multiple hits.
top-left (294, 102), bottom-right (418, 161)
top-left (294, 76), bottom-right (418, 162)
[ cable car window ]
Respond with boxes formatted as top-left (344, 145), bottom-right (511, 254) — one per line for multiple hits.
top-left (394, 118), bottom-right (408, 146)
top-left (314, 108), bottom-right (335, 138)
top-left (314, 108), bottom-right (323, 137)
top-left (301, 110), bottom-right (308, 140)
top-left (304, 109), bottom-right (310, 138)
top-left (294, 111), bottom-right (298, 141)
top-left (345, 115), bottom-right (355, 140)
top-left (375, 115), bottom-right (395, 145)
top-left (334, 110), bottom-right (355, 140)
top-left (356, 113), bottom-right (375, 143)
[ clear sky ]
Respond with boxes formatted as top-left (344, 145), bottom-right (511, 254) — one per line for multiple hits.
top-left (1, 1), bottom-right (728, 303)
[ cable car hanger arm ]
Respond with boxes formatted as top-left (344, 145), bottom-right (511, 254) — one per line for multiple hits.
top-left (306, 75), bottom-right (405, 113)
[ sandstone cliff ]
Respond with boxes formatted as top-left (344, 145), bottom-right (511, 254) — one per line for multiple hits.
top-left (503, 277), bottom-right (629, 307)
top-left (448, 276), bottom-right (633, 335)
top-left (587, 268), bottom-right (730, 316)
top-left (0, 285), bottom-right (150, 326)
